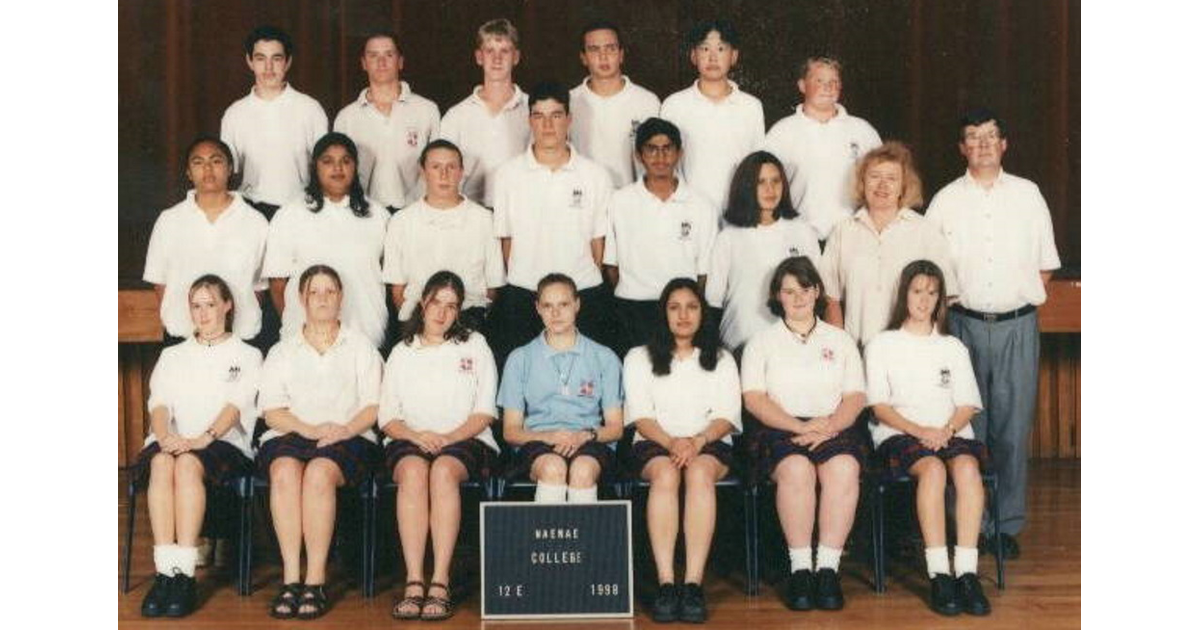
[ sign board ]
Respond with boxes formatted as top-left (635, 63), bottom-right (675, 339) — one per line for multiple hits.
top-left (480, 501), bottom-right (633, 619)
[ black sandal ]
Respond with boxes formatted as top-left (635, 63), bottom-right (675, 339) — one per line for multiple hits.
top-left (421, 582), bottom-right (454, 621)
top-left (296, 584), bottom-right (329, 620)
top-left (391, 580), bottom-right (426, 620)
top-left (269, 582), bottom-right (303, 619)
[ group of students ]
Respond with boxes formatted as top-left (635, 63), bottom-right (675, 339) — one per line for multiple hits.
top-left (135, 14), bottom-right (1061, 623)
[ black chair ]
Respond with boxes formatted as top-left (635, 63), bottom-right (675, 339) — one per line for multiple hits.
top-left (868, 468), bottom-right (1005, 592)
top-left (120, 467), bottom-right (251, 593)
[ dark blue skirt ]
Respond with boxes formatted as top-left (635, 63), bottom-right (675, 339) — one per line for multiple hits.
top-left (876, 434), bottom-right (990, 481)
top-left (255, 433), bottom-right (382, 487)
top-left (135, 440), bottom-right (252, 487)
top-left (384, 438), bottom-right (496, 482)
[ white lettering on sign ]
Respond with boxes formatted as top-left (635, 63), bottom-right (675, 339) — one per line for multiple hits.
top-left (530, 550), bottom-right (585, 564)
top-left (533, 528), bottom-right (580, 540)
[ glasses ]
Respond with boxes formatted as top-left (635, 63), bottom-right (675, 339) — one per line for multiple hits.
top-left (640, 144), bottom-right (678, 156)
top-left (963, 131), bottom-right (1002, 145)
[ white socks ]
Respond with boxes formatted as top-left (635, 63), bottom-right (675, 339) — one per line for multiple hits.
top-left (566, 486), bottom-right (598, 504)
top-left (534, 482), bottom-right (568, 503)
top-left (815, 545), bottom-right (842, 572)
top-left (954, 546), bottom-right (978, 576)
top-left (153, 544), bottom-right (199, 577)
top-left (788, 547), bottom-right (813, 573)
top-left (925, 546), bottom-right (950, 578)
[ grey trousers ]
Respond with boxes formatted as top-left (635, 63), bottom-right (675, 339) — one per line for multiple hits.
top-left (947, 308), bottom-right (1040, 536)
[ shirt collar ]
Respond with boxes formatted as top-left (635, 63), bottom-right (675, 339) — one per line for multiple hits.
top-left (576, 75), bottom-right (631, 100)
top-left (852, 207), bottom-right (920, 232)
top-left (638, 177), bottom-right (692, 203)
top-left (469, 84), bottom-right (527, 111)
top-left (356, 81), bottom-right (412, 107)
top-left (186, 190), bottom-right (242, 223)
top-left (249, 83), bottom-right (294, 102)
top-left (690, 79), bottom-right (742, 103)
top-left (963, 168), bottom-right (1010, 189)
top-left (522, 143), bottom-right (580, 172)
top-left (288, 324), bottom-right (350, 350)
top-left (537, 331), bottom-right (583, 357)
top-left (795, 102), bottom-right (848, 123)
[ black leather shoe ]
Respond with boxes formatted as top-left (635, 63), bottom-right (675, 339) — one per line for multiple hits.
top-left (650, 583), bottom-right (679, 623)
top-left (930, 573), bottom-right (961, 615)
top-left (814, 568), bottom-right (845, 610)
top-left (140, 573), bottom-right (171, 617)
top-left (956, 573), bottom-right (991, 616)
top-left (785, 569), bottom-right (815, 611)
top-left (678, 583), bottom-right (707, 623)
top-left (164, 573), bottom-right (197, 618)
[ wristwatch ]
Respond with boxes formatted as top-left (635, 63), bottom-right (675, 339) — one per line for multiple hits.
top-left (585, 428), bottom-right (599, 443)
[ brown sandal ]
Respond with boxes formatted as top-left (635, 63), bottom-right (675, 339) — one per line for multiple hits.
top-left (420, 582), bottom-right (454, 621)
top-left (391, 580), bottom-right (425, 620)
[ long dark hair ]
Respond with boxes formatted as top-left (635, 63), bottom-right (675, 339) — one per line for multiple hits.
top-left (181, 135), bottom-right (240, 194)
top-left (400, 270), bottom-right (472, 345)
top-left (647, 278), bottom-right (720, 376)
top-left (885, 259), bottom-right (947, 334)
top-left (188, 274), bottom-right (236, 333)
top-left (766, 256), bottom-right (827, 320)
top-left (304, 132), bottom-right (371, 217)
top-left (722, 151), bottom-right (799, 227)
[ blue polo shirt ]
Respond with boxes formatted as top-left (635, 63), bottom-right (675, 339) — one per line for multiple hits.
top-left (497, 331), bottom-right (623, 444)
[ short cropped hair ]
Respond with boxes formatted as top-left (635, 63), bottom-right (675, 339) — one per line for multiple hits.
top-left (580, 19), bottom-right (623, 50)
top-left (800, 55), bottom-right (842, 79)
top-left (528, 80), bottom-right (571, 114)
top-left (244, 25), bottom-right (293, 58)
top-left (958, 107), bottom-right (1006, 139)
top-left (685, 19), bottom-right (739, 49)
top-left (851, 141), bottom-right (924, 210)
top-left (766, 256), bottom-right (827, 319)
top-left (536, 273), bottom-right (578, 299)
top-left (418, 139), bottom-right (464, 168)
top-left (477, 18), bottom-right (519, 49)
top-left (635, 117), bottom-right (682, 152)
top-left (361, 30), bottom-right (401, 55)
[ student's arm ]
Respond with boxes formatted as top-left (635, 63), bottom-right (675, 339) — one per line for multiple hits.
top-left (740, 337), bottom-right (810, 434)
top-left (824, 300), bottom-right (845, 329)
top-left (269, 278), bottom-right (288, 316)
top-left (188, 404), bottom-right (242, 451)
top-left (389, 284), bottom-right (407, 314)
top-left (603, 265), bottom-right (619, 288)
top-left (591, 237), bottom-right (604, 269)
top-left (500, 238), bottom-right (512, 270)
top-left (871, 403), bottom-right (950, 450)
top-left (264, 407), bottom-right (319, 439)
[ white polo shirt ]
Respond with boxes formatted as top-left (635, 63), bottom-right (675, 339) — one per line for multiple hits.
top-left (623, 346), bottom-right (741, 444)
top-left (660, 80), bottom-right (765, 213)
top-left (763, 104), bottom-right (882, 240)
top-left (569, 76), bottom-right (661, 187)
top-left (492, 145), bottom-right (613, 291)
top-left (221, 83), bottom-right (329, 206)
top-left (263, 197), bottom-right (389, 348)
top-left (440, 85), bottom-right (530, 207)
top-left (820, 208), bottom-right (959, 345)
top-left (259, 326), bottom-right (383, 444)
top-left (925, 170), bottom-right (1061, 313)
top-left (604, 178), bottom-right (716, 300)
top-left (333, 82), bottom-right (441, 209)
top-left (704, 217), bottom-right (821, 350)
top-left (378, 332), bottom-right (500, 452)
top-left (382, 197), bottom-right (506, 319)
top-left (865, 328), bottom-right (982, 447)
top-left (741, 319), bottom-right (865, 419)
top-left (146, 336), bottom-right (263, 458)
top-left (143, 192), bottom-right (269, 340)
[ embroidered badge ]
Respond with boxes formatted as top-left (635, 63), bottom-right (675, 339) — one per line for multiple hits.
top-left (406, 127), bottom-right (419, 148)
top-left (459, 357), bottom-right (474, 374)
top-left (680, 220), bottom-right (692, 240)
top-left (570, 188), bottom-right (584, 208)
top-left (849, 141), bottom-right (860, 160)
top-left (939, 368), bottom-right (951, 388)
top-left (821, 347), bottom-right (835, 362)
top-left (788, 246), bottom-right (800, 257)
top-left (226, 365), bottom-right (242, 382)
top-left (629, 119), bottom-right (642, 138)
top-left (578, 379), bottom-right (596, 397)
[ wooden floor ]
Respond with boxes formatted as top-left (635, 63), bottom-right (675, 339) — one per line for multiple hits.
top-left (118, 460), bottom-right (1080, 629)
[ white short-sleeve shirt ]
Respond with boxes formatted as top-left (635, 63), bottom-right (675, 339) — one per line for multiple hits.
top-left (925, 170), bottom-right (1062, 312)
top-left (622, 346), bottom-right (742, 444)
top-left (382, 197), bottom-right (505, 319)
top-left (142, 192), bottom-right (269, 340)
top-left (819, 208), bottom-right (959, 346)
top-left (660, 80), bottom-right (765, 213)
top-left (262, 196), bottom-right (389, 347)
top-left (763, 104), bottom-right (882, 240)
top-left (333, 82), bottom-right (441, 209)
top-left (259, 326), bottom-right (383, 444)
top-left (740, 319), bottom-right (865, 419)
top-left (146, 337), bottom-right (263, 458)
top-left (604, 179), bottom-right (717, 300)
top-left (221, 84), bottom-right (329, 207)
top-left (378, 332), bottom-right (500, 451)
top-left (569, 76), bottom-right (661, 187)
top-left (439, 85), bottom-right (529, 207)
top-left (704, 217), bottom-right (821, 350)
top-left (865, 328), bottom-right (982, 446)
top-left (492, 145), bottom-right (613, 291)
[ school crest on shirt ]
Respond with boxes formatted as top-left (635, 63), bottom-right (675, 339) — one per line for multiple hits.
top-left (787, 246), bottom-right (800, 257)
top-left (629, 119), bottom-right (642, 138)
top-left (679, 220), bottom-right (693, 240)
top-left (939, 368), bottom-right (952, 388)
top-left (226, 365), bottom-right (242, 382)
top-left (577, 379), bottom-right (596, 398)
top-left (849, 141), bottom-right (861, 160)
top-left (459, 357), bottom-right (475, 374)
top-left (406, 127), bottom-right (420, 148)
top-left (570, 188), bottom-right (584, 208)
top-left (821, 347), bottom-right (835, 362)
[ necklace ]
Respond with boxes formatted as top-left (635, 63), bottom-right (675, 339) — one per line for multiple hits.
top-left (554, 353), bottom-right (578, 396)
top-left (785, 318), bottom-right (818, 343)
top-left (196, 331), bottom-right (230, 346)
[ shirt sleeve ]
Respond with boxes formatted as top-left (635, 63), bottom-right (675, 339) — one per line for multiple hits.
top-left (1033, 186), bottom-right (1062, 270)
top-left (839, 333), bottom-right (866, 395)
top-left (861, 120), bottom-right (883, 151)
top-left (146, 347), bottom-right (173, 415)
top-left (491, 168), bottom-right (512, 238)
top-left (142, 213), bottom-right (169, 285)
top-left (309, 101), bottom-right (329, 154)
top-left (381, 214), bottom-right (406, 285)
top-left (257, 344), bottom-right (291, 414)
top-left (750, 100), bottom-right (766, 150)
top-left (377, 349), bottom-right (405, 429)
top-left (597, 347), bottom-right (624, 412)
top-left (704, 231), bottom-right (731, 308)
top-left (695, 198), bottom-right (718, 275)
top-left (355, 342), bottom-right (384, 415)
top-left (496, 348), bottom-right (528, 412)
top-left (262, 207), bottom-right (295, 279)
top-left (438, 108), bottom-right (459, 143)
top-left (602, 197), bottom-right (619, 267)
top-left (950, 340), bottom-right (983, 411)
top-left (863, 336), bottom-right (890, 406)
top-left (219, 107), bottom-right (242, 173)
top-left (739, 332), bottom-right (767, 393)
top-left (472, 337), bottom-right (499, 418)
top-left (251, 216), bottom-right (269, 292)
top-left (484, 229), bottom-right (507, 289)
top-left (712, 351), bottom-right (743, 433)
top-left (819, 224), bottom-right (845, 301)
top-left (230, 346), bottom-right (264, 436)
top-left (621, 349), bottom-right (654, 426)
top-left (592, 171), bottom-right (614, 240)
top-left (924, 220), bottom-right (960, 298)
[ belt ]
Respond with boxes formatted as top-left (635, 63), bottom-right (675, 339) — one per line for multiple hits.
top-left (950, 303), bottom-right (1035, 323)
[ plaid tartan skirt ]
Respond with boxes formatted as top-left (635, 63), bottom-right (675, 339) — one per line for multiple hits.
top-left (383, 438), bottom-right (497, 482)
top-left (875, 434), bottom-right (990, 481)
top-left (255, 433), bottom-right (382, 487)
top-left (507, 440), bottom-right (617, 481)
top-left (624, 439), bottom-right (734, 477)
top-left (753, 425), bottom-right (870, 482)
top-left (135, 440), bottom-right (252, 487)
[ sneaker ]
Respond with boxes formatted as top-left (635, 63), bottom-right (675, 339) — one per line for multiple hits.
top-left (164, 572), bottom-right (197, 618)
top-left (956, 573), bottom-right (991, 616)
top-left (814, 568), bottom-right (845, 610)
top-left (650, 583), bottom-right (679, 623)
top-left (929, 573), bottom-right (961, 616)
top-left (678, 583), bottom-right (707, 623)
top-left (785, 569), bottom-right (815, 611)
top-left (140, 573), bottom-right (171, 617)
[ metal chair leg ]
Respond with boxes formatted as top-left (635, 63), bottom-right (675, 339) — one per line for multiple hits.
top-left (122, 480), bottom-right (138, 593)
top-left (360, 482), bottom-right (375, 598)
top-left (873, 481), bottom-right (887, 593)
top-left (237, 476), bottom-right (252, 596)
top-left (364, 480), bottom-right (378, 597)
top-left (743, 484), bottom-right (760, 595)
top-left (242, 481), bottom-right (256, 596)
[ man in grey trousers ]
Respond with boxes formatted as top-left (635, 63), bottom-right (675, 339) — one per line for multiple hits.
top-left (925, 108), bottom-right (1061, 559)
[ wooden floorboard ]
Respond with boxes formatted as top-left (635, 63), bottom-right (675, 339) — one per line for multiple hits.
top-left (118, 460), bottom-right (1080, 628)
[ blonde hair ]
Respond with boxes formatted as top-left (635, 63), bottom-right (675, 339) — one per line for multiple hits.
top-left (852, 141), bottom-right (924, 210)
top-left (477, 18), bottom-right (519, 49)
top-left (801, 56), bottom-right (842, 79)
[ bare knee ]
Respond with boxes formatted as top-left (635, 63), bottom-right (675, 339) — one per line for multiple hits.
top-left (818, 455), bottom-right (860, 493)
top-left (394, 457), bottom-right (430, 491)
top-left (684, 460), bottom-right (720, 489)
top-left (149, 452), bottom-right (175, 482)
top-left (774, 456), bottom-right (816, 491)
top-left (269, 457), bottom-right (304, 489)
top-left (173, 453), bottom-right (205, 485)
top-left (532, 454), bottom-right (568, 484)
top-left (303, 458), bottom-right (342, 493)
top-left (567, 458), bottom-right (600, 488)
top-left (949, 457), bottom-right (984, 495)
top-left (912, 457), bottom-right (947, 489)
top-left (646, 460), bottom-right (680, 492)
top-left (430, 457), bottom-right (466, 491)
